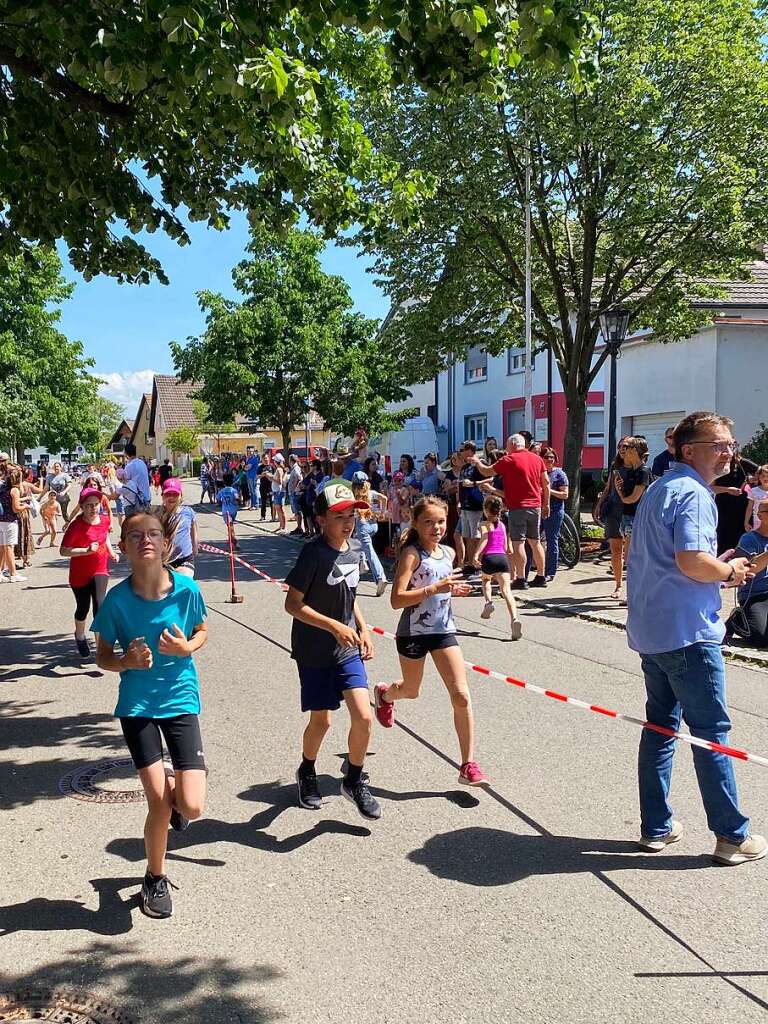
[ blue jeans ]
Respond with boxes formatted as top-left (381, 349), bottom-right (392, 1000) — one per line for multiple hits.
top-left (542, 506), bottom-right (564, 578)
top-left (355, 519), bottom-right (385, 583)
top-left (638, 643), bottom-right (749, 842)
top-left (247, 476), bottom-right (260, 507)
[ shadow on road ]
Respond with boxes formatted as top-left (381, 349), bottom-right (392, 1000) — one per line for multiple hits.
top-left (0, 700), bottom-right (123, 808)
top-left (106, 776), bottom-right (371, 865)
top-left (0, 939), bottom-right (283, 1022)
top-left (0, 628), bottom-right (103, 683)
top-left (408, 826), bottom-right (713, 886)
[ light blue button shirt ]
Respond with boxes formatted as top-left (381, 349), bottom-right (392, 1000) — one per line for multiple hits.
top-left (627, 462), bottom-right (725, 654)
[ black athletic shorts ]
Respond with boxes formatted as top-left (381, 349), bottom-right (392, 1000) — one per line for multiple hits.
top-left (120, 714), bottom-right (206, 771)
top-left (395, 634), bottom-right (459, 660)
top-left (480, 553), bottom-right (510, 575)
top-left (168, 555), bottom-right (195, 572)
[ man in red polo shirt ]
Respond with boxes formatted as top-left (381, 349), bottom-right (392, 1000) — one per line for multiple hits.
top-left (474, 434), bottom-right (550, 588)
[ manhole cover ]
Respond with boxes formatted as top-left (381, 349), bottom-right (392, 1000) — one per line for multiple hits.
top-left (58, 758), bottom-right (171, 804)
top-left (0, 989), bottom-right (134, 1022)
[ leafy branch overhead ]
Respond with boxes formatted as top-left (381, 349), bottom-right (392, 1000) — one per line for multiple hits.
top-left (0, 2), bottom-right (598, 283)
top-left (171, 226), bottom-right (411, 452)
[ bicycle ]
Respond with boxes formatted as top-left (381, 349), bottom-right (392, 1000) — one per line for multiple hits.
top-left (557, 512), bottom-right (581, 569)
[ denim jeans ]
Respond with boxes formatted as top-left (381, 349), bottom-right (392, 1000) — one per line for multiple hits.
top-left (354, 518), bottom-right (385, 583)
top-left (542, 506), bottom-right (564, 578)
top-left (247, 476), bottom-right (260, 507)
top-left (638, 642), bottom-right (749, 842)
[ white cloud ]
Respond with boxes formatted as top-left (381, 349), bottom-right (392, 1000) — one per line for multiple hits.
top-left (96, 369), bottom-right (156, 418)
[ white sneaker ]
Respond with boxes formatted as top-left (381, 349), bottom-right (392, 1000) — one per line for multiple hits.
top-left (510, 619), bottom-right (523, 641)
top-left (375, 579), bottom-right (388, 597)
top-left (480, 601), bottom-right (494, 619)
top-left (9, 575), bottom-right (27, 582)
top-left (637, 819), bottom-right (683, 851)
top-left (713, 833), bottom-right (767, 866)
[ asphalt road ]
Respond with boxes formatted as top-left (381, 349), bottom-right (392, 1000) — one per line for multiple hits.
top-left (1, 488), bottom-right (767, 1024)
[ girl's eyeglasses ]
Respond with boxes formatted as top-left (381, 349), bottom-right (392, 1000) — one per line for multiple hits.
top-left (125, 529), bottom-right (164, 543)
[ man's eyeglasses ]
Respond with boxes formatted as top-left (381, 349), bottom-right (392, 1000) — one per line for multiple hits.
top-left (685, 441), bottom-right (738, 454)
top-left (125, 529), bottom-right (164, 543)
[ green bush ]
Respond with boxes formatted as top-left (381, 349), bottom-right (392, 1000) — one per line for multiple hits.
top-left (742, 422), bottom-right (768, 466)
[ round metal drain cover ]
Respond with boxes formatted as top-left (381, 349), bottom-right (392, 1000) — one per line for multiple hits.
top-left (0, 989), bottom-right (134, 1022)
top-left (58, 758), bottom-right (170, 804)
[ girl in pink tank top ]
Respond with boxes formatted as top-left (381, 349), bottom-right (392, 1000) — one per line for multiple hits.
top-left (474, 496), bottom-right (522, 640)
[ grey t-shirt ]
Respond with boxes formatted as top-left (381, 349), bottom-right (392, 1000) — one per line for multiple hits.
top-left (285, 536), bottom-right (362, 667)
top-left (49, 472), bottom-right (72, 495)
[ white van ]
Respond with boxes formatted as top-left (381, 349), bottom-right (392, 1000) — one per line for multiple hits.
top-left (368, 416), bottom-right (439, 475)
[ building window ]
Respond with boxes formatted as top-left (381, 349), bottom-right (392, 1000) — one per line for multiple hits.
top-left (464, 414), bottom-right (487, 444)
top-left (506, 408), bottom-right (525, 438)
top-left (586, 408), bottom-right (604, 446)
top-left (465, 345), bottom-right (487, 383)
top-left (508, 348), bottom-right (535, 374)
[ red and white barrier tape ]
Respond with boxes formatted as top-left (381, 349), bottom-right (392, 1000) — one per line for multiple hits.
top-left (199, 541), bottom-right (768, 769)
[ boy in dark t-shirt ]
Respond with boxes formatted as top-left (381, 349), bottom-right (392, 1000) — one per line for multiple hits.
top-left (284, 482), bottom-right (381, 821)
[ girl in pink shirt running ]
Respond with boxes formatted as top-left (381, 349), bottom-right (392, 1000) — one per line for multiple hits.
top-left (474, 495), bottom-right (522, 640)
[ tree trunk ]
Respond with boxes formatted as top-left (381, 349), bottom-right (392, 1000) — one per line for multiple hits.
top-left (281, 422), bottom-right (292, 456)
top-left (562, 388), bottom-right (587, 524)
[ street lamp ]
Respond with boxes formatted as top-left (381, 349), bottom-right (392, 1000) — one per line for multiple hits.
top-left (598, 306), bottom-right (631, 465)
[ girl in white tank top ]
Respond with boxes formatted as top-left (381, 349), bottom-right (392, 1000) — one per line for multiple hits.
top-left (374, 496), bottom-right (491, 788)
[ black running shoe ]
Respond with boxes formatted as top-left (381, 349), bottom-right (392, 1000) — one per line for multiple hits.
top-left (529, 575), bottom-right (548, 588)
top-left (341, 778), bottom-right (381, 820)
top-left (75, 637), bottom-right (91, 658)
top-left (511, 579), bottom-right (528, 590)
top-left (140, 873), bottom-right (175, 919)
top-left (296, 768), bottom-right (322, 810)
top-left (170, 807), bottom-right (190, 832)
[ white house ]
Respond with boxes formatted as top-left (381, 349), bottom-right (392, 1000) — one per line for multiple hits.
top-left (392, 248), bottom-right (768, 468)
top-left (615, 262), bottom-right (768, 457)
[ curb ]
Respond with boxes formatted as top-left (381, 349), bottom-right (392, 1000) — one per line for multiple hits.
top-left (514, 593), bottom-right (768, 671)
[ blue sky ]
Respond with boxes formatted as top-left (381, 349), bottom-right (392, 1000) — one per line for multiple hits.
top-left (57, 212), bottom-right (390, 416)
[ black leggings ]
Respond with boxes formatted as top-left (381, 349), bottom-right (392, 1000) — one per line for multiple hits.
top-left (71, 579), bottom-right (100, 621)
top-left (730, 594), bottom-right (768, 647)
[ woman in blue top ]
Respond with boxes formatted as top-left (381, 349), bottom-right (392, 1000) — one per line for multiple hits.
top-left (94, 508), bottom-right (208, 920)
top-left (729, 500), bottom-right (768, 647)
top-left (540, 447), bottom-right (569, 581)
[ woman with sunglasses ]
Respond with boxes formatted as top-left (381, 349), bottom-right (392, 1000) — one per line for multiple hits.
top-left (540, 448), bottom-right (569, 581)
top-left (595, 438), bottom-right (631, 599)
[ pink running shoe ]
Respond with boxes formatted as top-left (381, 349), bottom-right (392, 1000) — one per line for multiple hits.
top-left (458, 761), bottom-right (490, 786)
top-left (374, 684), bottom-right (394, 728)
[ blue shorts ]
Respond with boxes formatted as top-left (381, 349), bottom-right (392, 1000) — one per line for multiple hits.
top-left (222, 508), bottom-right (238, 523)
top-left (273, 490), bottom-right (285, 506)
top-left (297, 655), bottom-right (369, 712)
top-left (290, 493), bottom-right (301, 515)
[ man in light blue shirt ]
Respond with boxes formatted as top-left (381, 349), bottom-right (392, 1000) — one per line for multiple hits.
top-left (122, 443), bottom-right (151, 511)
top-left (245, 450), bottom-right (260, 510)
top-left (627, 411), bottom-right (765, 866)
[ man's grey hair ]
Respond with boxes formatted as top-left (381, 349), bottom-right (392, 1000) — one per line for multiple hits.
top-left (508, 433), bottom-right (525, 450)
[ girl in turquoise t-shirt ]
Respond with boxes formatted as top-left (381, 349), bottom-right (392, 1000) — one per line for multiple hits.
top-left (93, 508), bottom-right (208, 920)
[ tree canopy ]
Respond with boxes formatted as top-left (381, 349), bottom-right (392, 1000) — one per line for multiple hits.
top-left (0, 246), bottom-right (101, 459)
top-left (353, 0), bottom-right (768, 509)
top-left (171, 225), bottom-right (410, 451)
top-left (0, 1), bottom-right (598, 283)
